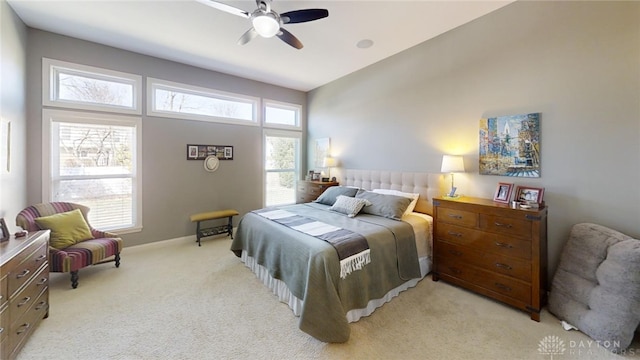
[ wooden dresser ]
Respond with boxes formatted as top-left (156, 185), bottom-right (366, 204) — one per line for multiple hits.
top-left (296, 180), bottom-right (339, 203)
top-left (0, 230), bottom-right (50, 360)
top-left (432, 196), bottom-right (547, 321)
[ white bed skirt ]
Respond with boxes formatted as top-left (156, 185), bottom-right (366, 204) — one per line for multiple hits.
top-left (240, 251), bottom-right (431, 323)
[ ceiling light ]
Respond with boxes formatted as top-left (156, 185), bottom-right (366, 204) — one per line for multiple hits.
top-left (252, 13), bottom-right (280, 38)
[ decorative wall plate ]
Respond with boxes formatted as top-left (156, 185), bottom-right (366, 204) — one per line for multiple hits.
top-left (204, 155), bottom-right (219, 172)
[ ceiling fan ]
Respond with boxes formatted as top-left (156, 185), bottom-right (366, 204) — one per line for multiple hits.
top-left (196, 0), bottom-right (329, 49)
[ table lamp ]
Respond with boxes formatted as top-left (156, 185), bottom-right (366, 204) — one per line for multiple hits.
top-left (323, 156), bottom-right (337, 181)
top-left (441, 155), bottom-right (465, 197)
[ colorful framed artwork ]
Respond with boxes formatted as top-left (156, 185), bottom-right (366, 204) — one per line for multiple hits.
top-left (493, 182), bottom-right (513, 203)
top-left (479, 113), bottom-right (540, 177)
top-left (314, 138), bottom-right (330, 168)
top-left (515, 186), bottom-right (545, 204)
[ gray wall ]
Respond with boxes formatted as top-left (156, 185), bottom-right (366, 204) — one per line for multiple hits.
top-left (0, 0), bottom-right (28, 227)
top-left (307, 1), bottom-right (640, 277)
top-left (25, 30), bottom-right (306, 247)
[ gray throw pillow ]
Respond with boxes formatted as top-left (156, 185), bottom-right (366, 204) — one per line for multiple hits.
top-left (355, 191), bottom-right (412, 220)
top-left (314, 186), bottom-right (358, 206)
top-left (329, 195), bottom-right (370, 217)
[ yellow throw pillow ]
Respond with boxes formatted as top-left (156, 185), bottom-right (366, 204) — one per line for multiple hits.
top-left (35, 209), bottom-right (93, 249)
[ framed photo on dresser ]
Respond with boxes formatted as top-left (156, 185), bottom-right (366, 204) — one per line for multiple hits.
top-left (493, 182), bottom-right (513, 203)
top-left (515, 186), bottom-right (545, 204)
top-left (0, 218), bottom-right (9, 242)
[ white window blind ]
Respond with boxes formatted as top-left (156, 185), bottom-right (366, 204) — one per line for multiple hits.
top-left (44, 109), bottom-right (142, 233)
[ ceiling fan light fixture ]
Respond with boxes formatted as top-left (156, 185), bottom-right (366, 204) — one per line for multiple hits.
top-left (252, 13), bottom-right (280, 38)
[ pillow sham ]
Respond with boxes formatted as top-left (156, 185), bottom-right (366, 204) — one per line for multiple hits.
top-left (35, 208), bottom-right (93, 249)
top-left (329, 195), bottom-right (371, 217)
top-left (315, 186), bottom-right (359, 206)
top-left (372, 189), bottom-right (420, 216)
top-left (355, 191), bottom-right (413, 220)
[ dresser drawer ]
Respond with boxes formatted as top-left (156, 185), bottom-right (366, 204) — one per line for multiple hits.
top-left (436, 223), bottom-right (532, 260)
top-left (479, 214), bottom-right (531, 240)
top-left (438, 256), bottom-right (531, 303)
top-left (8, 287), bottom-right (48, 358)
top-left (437, 207), bottom-right (478, 227)
top-left (0, 274), bottom-right (7, 308)
top-left (7, 241), bottom-right (48, 298)
top-left (0, 305), bottom-right (7, 347)
top-left (9, 265), bottom-right (48, 329)
top-left (436, 241), bottom-right (531, 282)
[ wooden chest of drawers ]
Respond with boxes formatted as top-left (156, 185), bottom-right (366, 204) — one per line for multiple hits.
top-left (432, 197), bottom-right (547, 321)
top-left (296, 181), bottom-right (339, 203)
top-left (0, 230), bottom-right (50, 360)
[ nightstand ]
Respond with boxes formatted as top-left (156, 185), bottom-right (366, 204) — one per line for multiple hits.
top-left (432, 196), bottom-right (548, 321)
top-left (296, 180), bottom-right (339, 203)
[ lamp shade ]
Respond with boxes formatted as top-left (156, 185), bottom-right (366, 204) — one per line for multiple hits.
top-left (441, 155), bottom-right (465, 173)
top-left (322, 156), bottom-right (337, 168)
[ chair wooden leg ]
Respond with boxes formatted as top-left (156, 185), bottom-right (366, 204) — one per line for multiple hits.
top-left (115, 252), bottom-right (121, 268)
top-left (70, 271), bottom-right (79, 289)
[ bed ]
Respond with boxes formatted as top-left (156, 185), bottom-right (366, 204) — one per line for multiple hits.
top-left (231, 170), bottom-right (440, 342)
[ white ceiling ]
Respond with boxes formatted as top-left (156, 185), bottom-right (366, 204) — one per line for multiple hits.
top-left (7, 0), bottom-right (513, 92)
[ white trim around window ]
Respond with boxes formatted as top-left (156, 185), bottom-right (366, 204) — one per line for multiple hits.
top-left (42, 109), bottom-right (143, 234)
top-left (147, 77), bottom-right (260, 126)
top-left (42, 58), bottom-right (142, 115)
top-left (263, 99), bottom-right (302, 130)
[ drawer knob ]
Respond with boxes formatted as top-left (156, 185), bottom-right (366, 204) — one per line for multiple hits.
top-left (35, 301), bottom-right (48, 311)
top-left (16, 269), bottom-right (30, 279)
top-left (37, 277), bottom-right (48, 286)
top-left (17, 296), bottom-right (32, 307)
top-left (35, 254), bottom-right (47, 262)
top-left (447, 231), bottom-right (463, 237)
top-left (0, 327), bottom-right (3, 334)
top-left (495, 263), bottom-right (513, 270)
top-left (16, 323), bottom-right (30, 335)
top-left (448, 214), bottom-right (463, 220)
top-left (495, 282), bottom-right (512, 292)
top-left (494, 222), bottom-right (513, 228)
top-left (495, 242), bottom-right (513, 249)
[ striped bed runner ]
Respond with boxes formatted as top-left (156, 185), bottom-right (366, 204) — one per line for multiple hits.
top-left (254, 208), bottom-right (370, 279)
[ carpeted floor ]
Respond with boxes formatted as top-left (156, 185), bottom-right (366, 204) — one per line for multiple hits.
top-left (18, 235), bottom-right (640, 360)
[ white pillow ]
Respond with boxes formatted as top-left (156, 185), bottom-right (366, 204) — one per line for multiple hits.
top-left (329, 195), bottom-right (371, 218)
top-left (372, 189), bottom-right (420, 216)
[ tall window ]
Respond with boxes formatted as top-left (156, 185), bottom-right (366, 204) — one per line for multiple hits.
top-left (263, 100), bottom-right (302, 207)
top-left (43, 110), bottom-right (142, 232)
top-left (43, 58), bottom-right (143, 233)
top-left (264, 130), bottom-right (301, 207)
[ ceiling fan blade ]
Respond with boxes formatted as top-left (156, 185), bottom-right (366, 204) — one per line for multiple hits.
top-left (280, 9), bottom-right (328, 24)
top-left (238, 28), bottom-right (258, 45)
top-left (195, 0), bottom-right (250, 18)
top-left (277, 28), bottom-right (303, 49)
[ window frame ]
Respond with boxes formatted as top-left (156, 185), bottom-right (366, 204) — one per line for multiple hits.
top-left (263, 99), bottom-right (302, 130)
top-left (147, 77), bottom-right (260, 126)
top-left (263, 128), bottom-right (302, 207)
top-left (42, 58), bottom-right (142, 115)
top-left (42, 108), bottom-right (143, 234)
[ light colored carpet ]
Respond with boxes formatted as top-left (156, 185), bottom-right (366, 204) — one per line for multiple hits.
top-left (18, 235), bottom-right (640, 360)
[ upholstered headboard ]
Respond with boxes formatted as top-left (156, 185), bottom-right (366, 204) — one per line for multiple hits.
top-left (341, 169), bottom-right (441, 215)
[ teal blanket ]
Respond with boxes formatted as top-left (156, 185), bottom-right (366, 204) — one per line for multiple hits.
top-left (231, 202), bottom-right (421, 343)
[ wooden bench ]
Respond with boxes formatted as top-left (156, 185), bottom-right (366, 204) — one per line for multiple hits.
top-left (190, 209), bottom-right (239, 246)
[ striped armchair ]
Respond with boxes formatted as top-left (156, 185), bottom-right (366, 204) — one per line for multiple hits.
top-left (16, 202), bottom-right (122, 289)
